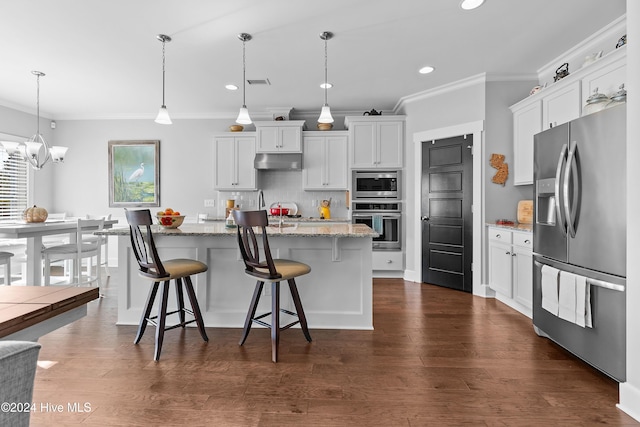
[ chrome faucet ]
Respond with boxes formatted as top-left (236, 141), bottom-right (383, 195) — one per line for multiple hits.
top-left (257, 189), bottom-right (265, 210)
top-left (278, 202), bottom-right (284, 228)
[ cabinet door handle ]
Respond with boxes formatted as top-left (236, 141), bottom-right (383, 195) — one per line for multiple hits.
top-left (505, 251), bottom-right (511, 255)
top-left (496, 234), bottom-right (501, 238)
top-left (524, 239), bottom-right (531, 244)
top-left (512, 253), bottom-right (517, 257)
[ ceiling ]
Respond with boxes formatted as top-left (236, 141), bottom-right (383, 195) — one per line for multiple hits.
top-left (0, 0), bottom-right (626, 121)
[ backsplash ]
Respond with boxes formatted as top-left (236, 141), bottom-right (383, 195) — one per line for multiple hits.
top-left (215, 170), bottom-right (349, 219)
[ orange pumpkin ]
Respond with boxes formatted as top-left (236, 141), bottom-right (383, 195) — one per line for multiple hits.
top-left (22, 205), bottom-right (48, 223)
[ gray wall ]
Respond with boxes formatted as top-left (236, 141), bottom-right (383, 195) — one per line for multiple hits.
top-left (43, 116), bottom-right (349, 220)
top-left (397, 81), bottom-right (486, 278)
top-left (483, 80), bottom-right (536, 222)
top-left (396, 78), bottom-right (537, 283)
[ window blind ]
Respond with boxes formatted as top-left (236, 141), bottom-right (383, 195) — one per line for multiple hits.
top-left (0, 143), bottom-right (29, 221)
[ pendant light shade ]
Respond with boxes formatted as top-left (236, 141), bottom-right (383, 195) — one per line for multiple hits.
top-left (318, 31), bottom-right (334, 124)
top-left (0, 71), bottom-right (69, 170)
top-left (236, 33), bottom-right (252, 125)
top-left (154, 34), bottom-right (172, 125)
top-left (155, 105), bottom-right (172, 125)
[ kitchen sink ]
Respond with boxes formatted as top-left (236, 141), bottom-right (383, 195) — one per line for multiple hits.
top-left (267, 223), bottom-right (297, 228)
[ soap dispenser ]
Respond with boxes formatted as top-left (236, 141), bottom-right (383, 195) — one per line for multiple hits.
top-left (225, 210), bottom-right (236, 228)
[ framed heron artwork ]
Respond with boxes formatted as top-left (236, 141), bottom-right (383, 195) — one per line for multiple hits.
top-left (108, 140), bottom-right (160, 207)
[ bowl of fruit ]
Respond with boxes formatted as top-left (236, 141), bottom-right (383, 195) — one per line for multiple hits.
top-left (156, 208), bottom-right (185, 229)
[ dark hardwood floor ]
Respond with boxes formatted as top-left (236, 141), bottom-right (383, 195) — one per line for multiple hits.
top-left (30, 274), bottom-right (638, 426)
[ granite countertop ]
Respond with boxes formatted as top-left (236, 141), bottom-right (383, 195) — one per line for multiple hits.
top-left (203, 216), bottom-right (350, 223)
top-left (487, 222), bottom-right (533, 232)
top-left (99, 222), bottom-right (377, 238)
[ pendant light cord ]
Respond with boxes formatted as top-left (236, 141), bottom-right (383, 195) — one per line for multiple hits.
top-left (161, 40), bottom-right (166, 106)
top-left (35, 73), bottom-right (41, 136)
top-left (242, 38), bottom-right (247, 108)
top-left (324, 37), bottom-right (328, 106)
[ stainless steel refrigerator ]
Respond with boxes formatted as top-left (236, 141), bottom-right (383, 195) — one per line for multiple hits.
top-left (533, 104), bottom-right (626, 382)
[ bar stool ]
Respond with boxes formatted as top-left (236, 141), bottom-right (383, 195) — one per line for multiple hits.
top-left (0, 252), bottom-right (14, 285)
top-left (232, 209), bottom-right (312, 362)
top-left (125, 209), bottom-right (208, 361)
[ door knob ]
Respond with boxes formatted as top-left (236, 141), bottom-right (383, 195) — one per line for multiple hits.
top-left (421, 216), bottom-right (429, 221)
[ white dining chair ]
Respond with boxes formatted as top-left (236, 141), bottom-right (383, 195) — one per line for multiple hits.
top-left (85, 214), bottom-right (111, 277)
top-left (0, 252), bottom-right (14, 285)
top-left (41, 212), bottom-right (69, 248)
top-left (41, 218), bottom-right (104, 286)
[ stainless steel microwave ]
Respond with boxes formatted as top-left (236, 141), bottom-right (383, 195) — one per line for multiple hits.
top-left (352, 170), bottom-right (401, 199)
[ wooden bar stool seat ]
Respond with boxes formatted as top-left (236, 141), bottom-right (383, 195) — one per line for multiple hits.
top-left (233, 209), bottom-right (312, 363)
top-left (125, 209), bottom-right (208, 361)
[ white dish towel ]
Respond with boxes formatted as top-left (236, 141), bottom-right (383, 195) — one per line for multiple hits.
top-left (541, 265), bottom-right (559, 315)
top-left (558, 271), bottom-right (577, 323)
top-left (575, 275), bottom-right (592, 328)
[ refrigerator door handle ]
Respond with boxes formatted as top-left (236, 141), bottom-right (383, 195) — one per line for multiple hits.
top-left (555, 143), bottom-right (568, 236)
top-left (563, 140), bottom-right (578, 238)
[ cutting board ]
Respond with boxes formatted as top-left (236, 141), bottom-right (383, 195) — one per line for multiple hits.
top-left (517, 200), bottom-right (533, 224)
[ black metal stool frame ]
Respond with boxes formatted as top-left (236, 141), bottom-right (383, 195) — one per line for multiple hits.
top-left (125, 209), bottom-right (208, 361)
top-left (233, 210), bottom-right (312, 362)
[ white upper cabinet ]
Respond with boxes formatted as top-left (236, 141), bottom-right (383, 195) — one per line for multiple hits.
top-left (254, 121), bottom-right (305, 153)
top-left (213, 134), bottom-right (256, 191)
top-left (580, 48), bottom-right (626, 109)
top-left (510, 47), bottom-right (626, 186)
top-left (542, 81), bottom-right (581, 130)
top-left (344, 116), bottom-right (405, 169)
top-left (512, 101), bottom-right (542, 185)
top-left (302, 131), bottom-right (348, 190)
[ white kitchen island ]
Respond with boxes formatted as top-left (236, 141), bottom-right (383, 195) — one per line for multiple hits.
top-left (99, 222), bottom-right (376, 330)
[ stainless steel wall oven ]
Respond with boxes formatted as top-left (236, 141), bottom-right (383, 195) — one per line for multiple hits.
top-left (352, 201), bottom-right (401, 250)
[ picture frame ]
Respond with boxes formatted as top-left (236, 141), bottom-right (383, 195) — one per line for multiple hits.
top-left (108, 140), bottom-right (160, 207)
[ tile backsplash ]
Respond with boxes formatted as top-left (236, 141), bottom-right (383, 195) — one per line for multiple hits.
top-left (215, 170), bottom-right (349, 219)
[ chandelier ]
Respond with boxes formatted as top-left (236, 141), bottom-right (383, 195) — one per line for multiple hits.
top-left (1, 71), bottom-right (68, 170)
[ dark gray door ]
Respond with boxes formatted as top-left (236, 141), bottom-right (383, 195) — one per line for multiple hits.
top-left (421, 135), bottom-right (473, 292)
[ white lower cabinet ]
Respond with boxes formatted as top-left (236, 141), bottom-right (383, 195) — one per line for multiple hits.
top-left (372, 251), bottom-right (403, 271)
top-left (488, 226), bottom-right (533, 317)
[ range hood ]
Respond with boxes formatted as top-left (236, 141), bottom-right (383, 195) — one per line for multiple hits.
top-left (254, 153), bottom-right (303, 170)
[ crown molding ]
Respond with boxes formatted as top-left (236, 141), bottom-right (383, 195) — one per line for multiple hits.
top-left (393, 73), bottom-right (487, 113)
top-left (537, 14), bottom-right (626, 81)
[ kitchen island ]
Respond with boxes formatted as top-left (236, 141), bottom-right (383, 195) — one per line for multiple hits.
top-left (99, 222), bottom-right (377, 330)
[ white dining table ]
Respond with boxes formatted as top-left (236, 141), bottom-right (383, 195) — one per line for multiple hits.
top-left (0, 219), bottom-right (118, 286)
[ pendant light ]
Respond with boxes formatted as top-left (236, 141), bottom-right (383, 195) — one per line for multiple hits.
top-left (0, 71), bottom-right (69, 170)
top-left (154, 34), bottom-right (172, 124)
top-left (235, 33), bottom-right (252, 125)
top-left (318, 31), bottom-right (334, 124)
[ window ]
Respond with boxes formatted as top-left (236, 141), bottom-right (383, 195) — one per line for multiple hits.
top-left (0, 134), bottom-right (29, 221)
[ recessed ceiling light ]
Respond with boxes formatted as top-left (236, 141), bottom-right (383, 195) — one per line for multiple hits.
top-left (320, 82), bottom-right (333, 89)
top-left (225, 84), bottom-right (238, 90)
top-left (419, 66), bottom-right (435, 74)
top-left (460, 0), bottom-right (485, 10)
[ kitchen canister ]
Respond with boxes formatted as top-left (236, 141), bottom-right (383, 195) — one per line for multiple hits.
top-left (606, 84), bottom-right (626, 110)
top-left (582, 88), bottom-right (610, 116)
